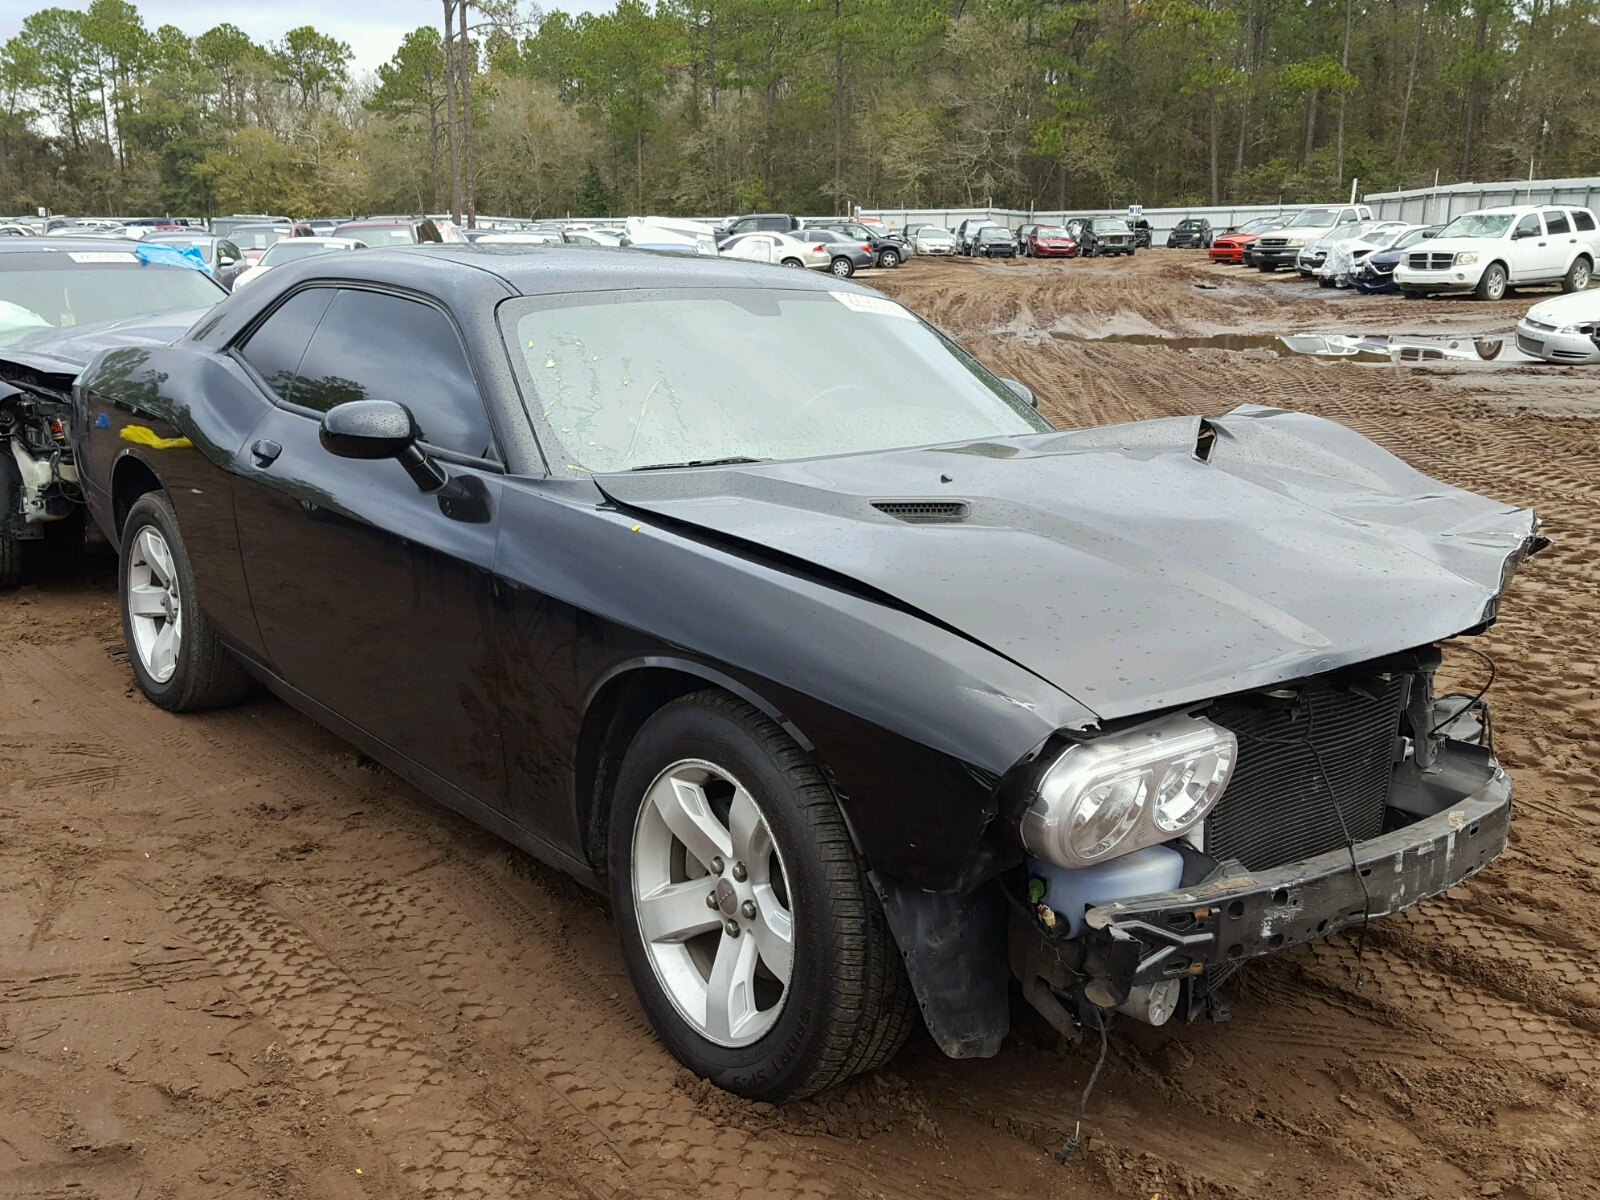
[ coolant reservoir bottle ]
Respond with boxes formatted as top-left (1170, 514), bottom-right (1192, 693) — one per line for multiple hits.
top-left (1028, 844), bottom-right (1185, 937)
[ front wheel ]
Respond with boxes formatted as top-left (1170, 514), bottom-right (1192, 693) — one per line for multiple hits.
top-left (119, 491), bottom-right (251, 712)
top-left (609, 692), bottom-right (914, 1101)
top-left (829, 257), bottom-right (854, 278)
top-left (1259, 263), bottom-right (1277, 273)
top-left (1562, 256), bottom-right (1592, 293)
top-left (1475, 262), bottom-right (1508, 301)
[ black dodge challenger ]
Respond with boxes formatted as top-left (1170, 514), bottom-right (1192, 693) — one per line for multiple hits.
top-left (72, 245), bottom-right (1541, 1100)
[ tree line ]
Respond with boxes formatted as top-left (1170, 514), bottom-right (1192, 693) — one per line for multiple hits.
top-left (2, 0), bottom-right (1596, 221)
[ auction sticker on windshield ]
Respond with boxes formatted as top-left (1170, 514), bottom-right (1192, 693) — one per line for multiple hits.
top-left (831, 291), bottom-right (915, 319)
top-left (66, 252), bottom-right (140, 264)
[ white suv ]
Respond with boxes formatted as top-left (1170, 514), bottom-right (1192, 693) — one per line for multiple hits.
top-left (1394, 205), bottom-right (1598, 300)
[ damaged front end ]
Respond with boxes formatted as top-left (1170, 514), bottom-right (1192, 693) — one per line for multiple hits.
top-left (0, 368), bottom-right (81, 556)
top-left (1009, 645), bottom-right (1516, 1039)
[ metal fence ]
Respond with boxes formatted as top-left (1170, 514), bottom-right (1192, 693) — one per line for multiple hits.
top-left (860, 177), bottom-right (1600, 239)
top-left (1363, 177), bottom-right (1600, 225)
top-left (856, 204), bottom-right (1331, 240)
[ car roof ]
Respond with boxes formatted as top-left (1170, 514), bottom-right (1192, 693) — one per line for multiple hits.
top-left (0, 237), bottom-right (148, 255)
top-left (189, 243), bottom-right (890, 353)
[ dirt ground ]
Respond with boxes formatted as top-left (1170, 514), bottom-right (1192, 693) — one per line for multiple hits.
top-left (3, 252), bottom-right (1598, 1200)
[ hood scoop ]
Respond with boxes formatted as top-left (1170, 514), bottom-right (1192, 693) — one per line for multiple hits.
top-left (871, 500), bottom-right (970, 524)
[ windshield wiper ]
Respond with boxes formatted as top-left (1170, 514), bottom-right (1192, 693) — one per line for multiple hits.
top-left (630, 456), bottom-right (767, 472)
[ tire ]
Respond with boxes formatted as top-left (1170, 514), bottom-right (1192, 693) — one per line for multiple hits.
top-left (119, 491), bottom-right (251, 712)
top-left (0, 535), bottom-right (19, 591)
top-left (829, 257), bottom-right (854, 278)
top-left (877, 249), bottom-right (899, 268)
top-left (608, 691), bottom-right (915, 1102)
top-left (1403, 288), bottom-right (1428, 299)
top-left (1561, 256), bottom-right (1592, 293)
top-left (780, 257), bottom-right (804, 268)
top-left (1318, 276), bottom-right (1335, 288)
top-left (1474, 262), bottom-right (1508, 301)
top-left (1259, 263), bottom-right (1277, 273)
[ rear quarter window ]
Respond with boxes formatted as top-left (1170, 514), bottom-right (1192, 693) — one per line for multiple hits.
top-left (1573, 210), bottom-right (1596, 232)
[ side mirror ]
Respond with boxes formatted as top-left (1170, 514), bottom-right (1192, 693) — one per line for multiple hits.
top-left (1000, 377), bottom-right (1037, 408)
top-left (320, 399), bottom-right (447, 492)
top-left (1512, 227), bottom-right (1537, 239)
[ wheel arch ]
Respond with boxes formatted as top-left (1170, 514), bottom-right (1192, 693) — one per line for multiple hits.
top-left (575, 658), bottom-right (819, 879)
top-left (110, 450), bottom-right (163, 539)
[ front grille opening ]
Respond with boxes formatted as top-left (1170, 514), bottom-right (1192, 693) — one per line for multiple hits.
top-left (871, 500), bottom-right (970, 524)
top-left (1205, 675), bottom-right (1406, 872)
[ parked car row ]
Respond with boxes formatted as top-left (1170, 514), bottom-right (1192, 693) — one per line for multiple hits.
top-left (1194, 203), bottom-right (1599, 366)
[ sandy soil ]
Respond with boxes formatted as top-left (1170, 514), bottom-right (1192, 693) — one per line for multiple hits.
top-left (3, 253), bottom-right (1597, 1200)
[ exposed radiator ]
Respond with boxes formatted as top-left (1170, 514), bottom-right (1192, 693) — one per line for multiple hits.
top-left (1204, 676), bottom-right (1405, 872)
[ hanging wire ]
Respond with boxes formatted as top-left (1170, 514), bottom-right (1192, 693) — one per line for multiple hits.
top-left (1054, 1006), bottom-right (1109, 1164)
top-left (1428, 643), bottom-right (1497, 737)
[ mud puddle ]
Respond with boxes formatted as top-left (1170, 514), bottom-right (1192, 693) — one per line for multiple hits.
top-left (1049, 329), bottom-right (1548, 364)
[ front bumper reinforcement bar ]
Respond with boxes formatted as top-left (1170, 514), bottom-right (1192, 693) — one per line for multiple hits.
top-left (1080, 769), bottom-right (1512, 1006)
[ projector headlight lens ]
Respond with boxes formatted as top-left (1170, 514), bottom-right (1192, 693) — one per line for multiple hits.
top-left (1021, 713), bottom-right (1237, 869)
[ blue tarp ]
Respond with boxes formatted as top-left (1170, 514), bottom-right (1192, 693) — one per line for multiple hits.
top-left (135, 243), bottom-right (208, 272)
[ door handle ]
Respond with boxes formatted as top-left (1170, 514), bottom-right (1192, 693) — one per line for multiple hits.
top-left (251, 439), bottom-right (282, 467)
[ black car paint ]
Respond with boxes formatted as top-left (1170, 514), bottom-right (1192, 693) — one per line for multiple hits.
top-left (70, 245), bottom-right (1540, 1061)
top-left (73, 249), bottom-right (1077, 899)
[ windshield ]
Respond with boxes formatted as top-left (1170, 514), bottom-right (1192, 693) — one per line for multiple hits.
top-left (918, 227), bottom-right (952, 238)
top-left (1394, 228), bottom-right (1433, 249)
top-left (1034, 227), bottom-right (1070, 237)
top-left (1091, 219), bottom-right (1125, 232)
top-left (1437, 213), bottom-right (1514, 239)
top-left (978, 228), bottom-right (1010, 240)
top-left (259, 241), bottom-right (352, 266)
top-left (1286, 208), bottom-right (1339, 227)
top-left (0, 263), bottom-right (221, 346)
top-left (342, 224), bottom-right (417, 244)
top-left (503, 288), bottom-right (1049, 473)
top-left (230, 226), bottom-right (290, 251)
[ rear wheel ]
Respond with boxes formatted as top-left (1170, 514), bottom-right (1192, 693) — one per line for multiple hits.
top-left (609, 691), bottom-right (914, 1101)
top-left (119, 491), bottom-right (251, 712)
top-left (780, 257), bottom-right (804, 268)
top-left (878, 249), bottom-right (900, 268)
top-left (829, 257), bottom-right (854, 278)
top-left (1562, 256), bottom-right (1592, 293)
top-left (1475, 262), bottom-right (1508, 301)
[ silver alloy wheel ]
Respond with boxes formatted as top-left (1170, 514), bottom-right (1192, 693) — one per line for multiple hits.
top-left (1484, 265), bottom-right (1507, 300)
top-left (631, 758), bottom-right (794, 1048)
top-left (126, 526), bottom-right (183, 683)
top-left (1574, 260), bottom-right (1592, 291)
top-left (831, 258), bottom-right (851, 277)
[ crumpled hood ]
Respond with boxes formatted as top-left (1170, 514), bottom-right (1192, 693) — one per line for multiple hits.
top-left (0, 307), bottom-right (210, 377)
top-left (599, 405), bottom-right (1541, 721)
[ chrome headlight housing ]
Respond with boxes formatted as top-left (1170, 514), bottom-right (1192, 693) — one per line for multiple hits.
top-left (1454, 251), bottom-right (1480, 265)
top-left (1020, 713), bottom-right (1237, 869)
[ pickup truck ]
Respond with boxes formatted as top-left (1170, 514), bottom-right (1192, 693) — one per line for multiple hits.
top-left (1251, 204), bottom-right (1374, 273)
top-left (1393, 205), bottom-right (1599, 301)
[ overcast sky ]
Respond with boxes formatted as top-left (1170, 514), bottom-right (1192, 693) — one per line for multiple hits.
top-left (0, 1), bottom-right (611, 77)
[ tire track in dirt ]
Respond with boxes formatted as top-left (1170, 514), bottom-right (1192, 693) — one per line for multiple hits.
top-left (1, 637), bottom-right (986, 1200)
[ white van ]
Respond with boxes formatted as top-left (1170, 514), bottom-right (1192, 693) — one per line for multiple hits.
top-left (1393, 205), bottom-right (1599, 300)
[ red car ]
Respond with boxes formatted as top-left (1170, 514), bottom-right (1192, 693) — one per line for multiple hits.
top-left (1209, 217), bottom-right (1279, 264)
top-left (1026, 225), bottom-right (1078, 257)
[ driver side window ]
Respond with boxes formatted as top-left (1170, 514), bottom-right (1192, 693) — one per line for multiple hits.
top-left (1514, 214), bottom-right (1542, 238)
top-left (290, 289), bottom-right (497, 461)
